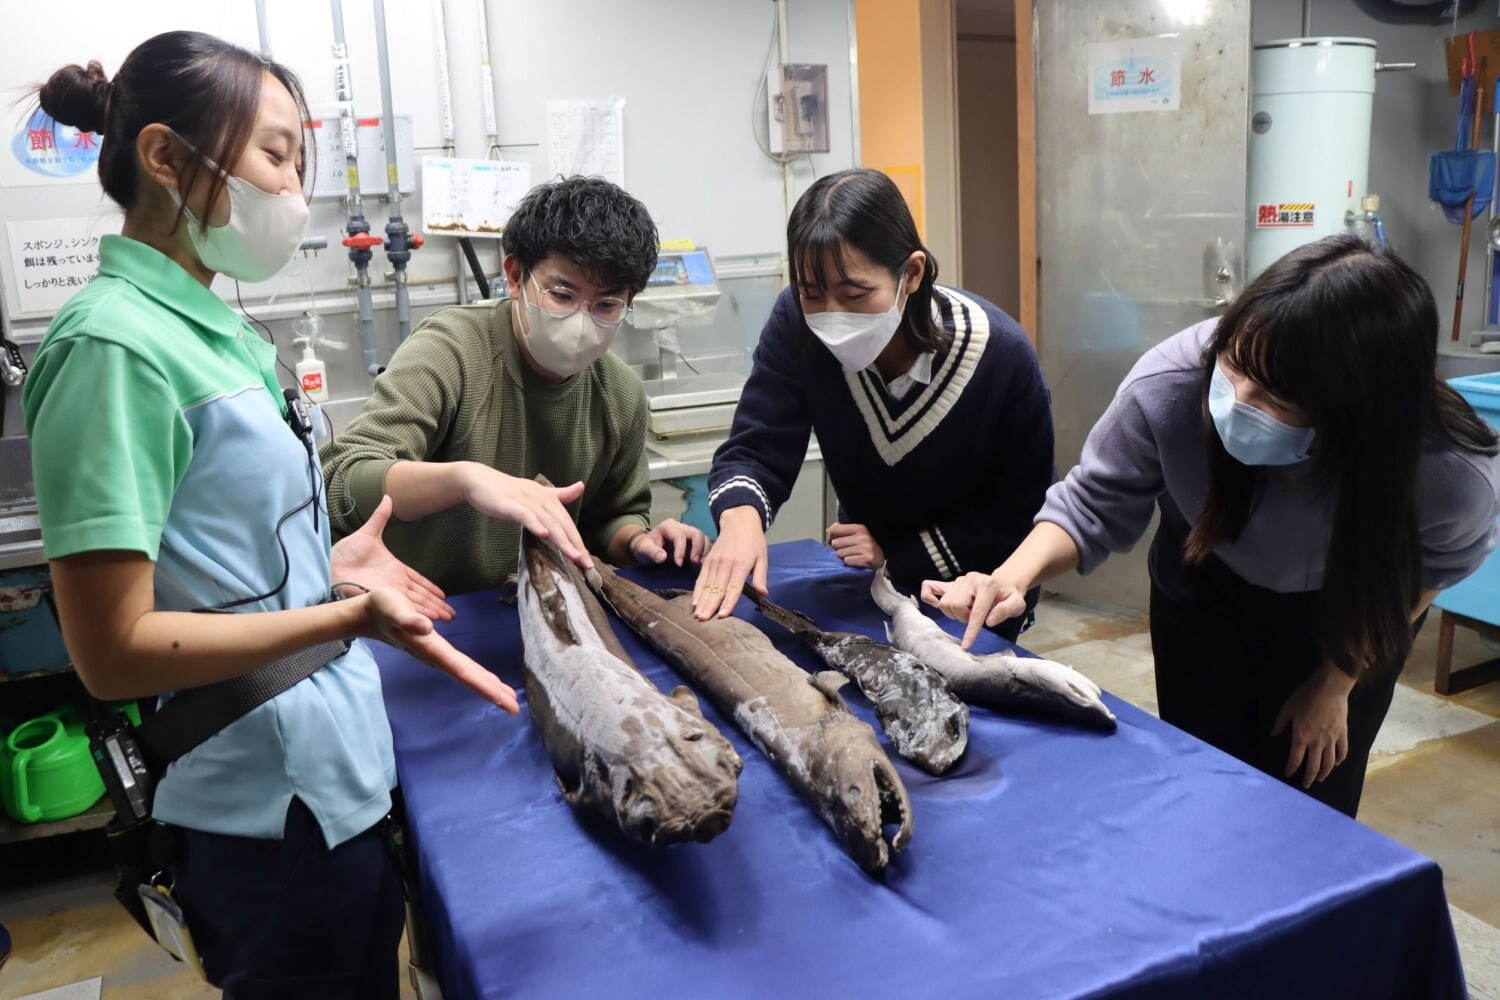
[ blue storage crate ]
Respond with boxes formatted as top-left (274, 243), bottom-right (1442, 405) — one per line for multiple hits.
top-left (0, 566), bottom-right (70, 679)
top-left (1433, 371), bottom-right (1500, 626)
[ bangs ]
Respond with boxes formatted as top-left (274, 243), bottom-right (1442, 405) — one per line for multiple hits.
top-left (789, 217), bottom-right (858, 294)
top-left (1219, 309), bottom-right (1320, 409)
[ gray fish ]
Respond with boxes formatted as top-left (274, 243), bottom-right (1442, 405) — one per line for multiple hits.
top-left (749, 591), bottom-right (969, 775)
top-left (590, 566), bottom-right (914, 873)
top-left (516, 524), bottom-right (741, 847)
top-left (871, 571), bottom-right (1117, 732)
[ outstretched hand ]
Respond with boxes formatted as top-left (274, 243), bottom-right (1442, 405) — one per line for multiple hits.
top-left (331, 495), bottom-right (455, 622)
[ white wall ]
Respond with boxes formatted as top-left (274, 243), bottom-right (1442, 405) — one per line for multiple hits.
top-left (0, 0), bottom-right (857, 426)
top-left (1252, 0), bottom-right (1500, 342)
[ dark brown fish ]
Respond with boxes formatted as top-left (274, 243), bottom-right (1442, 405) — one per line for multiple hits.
top-left (590, 565), bottom-right (914, 873)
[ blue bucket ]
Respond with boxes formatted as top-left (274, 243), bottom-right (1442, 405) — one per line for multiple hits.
top-left (1432, 372), bottom-right (1500, 625)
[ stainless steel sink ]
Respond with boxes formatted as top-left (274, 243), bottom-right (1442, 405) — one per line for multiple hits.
top-left (0, 437), bottom-right (43, 570)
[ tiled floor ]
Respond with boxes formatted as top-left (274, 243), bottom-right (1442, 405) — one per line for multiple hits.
top-left (1, 594), bottom-right (1497, 999)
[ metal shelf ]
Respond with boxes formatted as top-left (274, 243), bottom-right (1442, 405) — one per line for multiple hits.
top-left (0, 665), bottom-right (73, 687)
top-left (0, 796), bottom-right (110, 846)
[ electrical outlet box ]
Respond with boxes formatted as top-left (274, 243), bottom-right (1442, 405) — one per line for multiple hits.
top-left (766, 64), bottom-right (830, 155)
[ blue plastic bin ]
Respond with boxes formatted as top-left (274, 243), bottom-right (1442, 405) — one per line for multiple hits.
top-left (1433, 371), bottom-right (1500, 626)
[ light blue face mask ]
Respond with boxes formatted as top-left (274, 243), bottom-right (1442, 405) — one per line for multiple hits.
top-left (1208, 362), bottom-right (1315, 466)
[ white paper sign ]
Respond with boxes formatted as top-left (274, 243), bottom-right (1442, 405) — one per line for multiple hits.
top-left (546, 98), bottom-right (626, 187)
top-left (422, 157), bottom-right (532, 238)
top-left (1086, 36), bottom-right (1182, 115)
top-left (6, 215), bottom-right (123, 316)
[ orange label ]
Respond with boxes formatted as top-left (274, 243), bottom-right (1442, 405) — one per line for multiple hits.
top-left (301, 372), bottom-right (324, 392)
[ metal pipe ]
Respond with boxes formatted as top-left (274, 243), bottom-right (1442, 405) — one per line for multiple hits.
top-left (255, 0), bottom-right (273, 58)
top-left (373, 0), bottom-right (419, 344)
top-left (1488, 74), bottom-right (1500, 326)
top-left (1301, 0), bottom-right (1313, 38)
top-left (430, 0), bottom-right (468, 306)
top-left (775, 0), bottom-right (795, 285)
top-left (331, 0), bottom-right (383, 376)
top-left (477, 0), bottom-right (500, 157)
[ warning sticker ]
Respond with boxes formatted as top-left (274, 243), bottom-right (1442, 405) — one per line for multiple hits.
top-left (1256, 203), bottom-right (1316, 228)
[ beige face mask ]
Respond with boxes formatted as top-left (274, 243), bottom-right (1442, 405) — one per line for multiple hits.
top-left (517, 274), bottom-right (615, 378)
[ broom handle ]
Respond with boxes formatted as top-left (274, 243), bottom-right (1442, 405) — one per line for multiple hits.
top-left (1454, 62), bottom-right (1489, 342)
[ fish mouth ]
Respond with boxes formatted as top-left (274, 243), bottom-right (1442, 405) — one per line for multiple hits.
top-left (819, 741), bottom-right (915, 873)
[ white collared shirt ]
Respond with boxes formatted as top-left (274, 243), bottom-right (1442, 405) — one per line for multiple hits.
top-left (881, 349), bottom-right (935, 400)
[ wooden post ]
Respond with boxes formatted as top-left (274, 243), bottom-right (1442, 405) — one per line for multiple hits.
top-left (1014, 0), bottom-right (1038, 344)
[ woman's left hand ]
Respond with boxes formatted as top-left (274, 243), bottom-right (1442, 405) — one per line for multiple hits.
top-left (331, 495), bottom-right (456, 622)
top-left (826, 522), bottom-right (884, 568)
top-left (1271, 664), bottom-right (1354, 789)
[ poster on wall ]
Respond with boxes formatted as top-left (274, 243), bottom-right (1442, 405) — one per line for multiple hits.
top-left (422, 157), bottom-right (532, 238)
top-left (6, 215), bottom-right (123, 317)
top-left (1086, 36), bottom-right (1182, 115)
top-left (1, 110), bottom-right (103, 188)
top-left (546, 98), bottom-right (625, 187)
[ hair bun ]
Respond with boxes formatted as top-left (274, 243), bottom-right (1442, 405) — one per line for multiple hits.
top-left (38, 60), bottom-right (110, 135)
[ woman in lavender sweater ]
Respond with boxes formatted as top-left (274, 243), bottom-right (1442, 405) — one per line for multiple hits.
top-left (923, 235), bottom-right (1499, 816)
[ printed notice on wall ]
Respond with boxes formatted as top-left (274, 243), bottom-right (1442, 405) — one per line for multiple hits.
top-left (422, 157), bottom-right (532, 238)
top-left (6, 215), bottom-right (123, 316)
top-left (546, 97), bottom-right (625, 187)
top-left (1086, 36), bottom-right (1182, 115)
top-left (1, 110), bottom-right (104, 188)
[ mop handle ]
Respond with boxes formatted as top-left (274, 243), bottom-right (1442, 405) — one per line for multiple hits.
top-left (1454, 60), bottom-right (1489, 342)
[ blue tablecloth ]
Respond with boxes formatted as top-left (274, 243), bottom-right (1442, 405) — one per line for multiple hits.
top-left (372, 540), bottom-right (1464, 1000)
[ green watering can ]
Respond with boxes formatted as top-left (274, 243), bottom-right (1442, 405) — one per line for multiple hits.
top-left (0, 704), bottom-right (125, 824)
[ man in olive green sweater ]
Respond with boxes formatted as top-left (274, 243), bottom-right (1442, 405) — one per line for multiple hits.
top-left (322, 177), bottom-right (709, 595)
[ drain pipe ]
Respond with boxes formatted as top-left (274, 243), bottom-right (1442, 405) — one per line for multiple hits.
top-left (255, 0), bottom-right (272, 57)
top-left (477, 0), bottom-right (501, 159)
top-left (373, 0), bottom-right (423, 344)
top-left (331, 0), bottom-right (384, 376)
top-left (430, 0), bottom-right (469, 305)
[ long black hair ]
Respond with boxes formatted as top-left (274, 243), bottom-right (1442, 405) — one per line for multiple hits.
top-left (786, 168), bottom-right (949, 353)
top-left (1185, 234), bottom-right (1498, 678)
top-left (35, 31), bottom-right (312, 231)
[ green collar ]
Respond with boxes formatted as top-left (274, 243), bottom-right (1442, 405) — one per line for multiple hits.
top-left (95, 234), bottom-right (246, 340)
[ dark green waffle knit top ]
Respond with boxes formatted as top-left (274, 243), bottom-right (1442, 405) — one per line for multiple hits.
top-left (321, 299), bottom-right (652, 595)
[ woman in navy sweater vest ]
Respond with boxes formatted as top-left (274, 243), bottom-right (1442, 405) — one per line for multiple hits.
top-left (692, 168), bottom-right (1054, 639)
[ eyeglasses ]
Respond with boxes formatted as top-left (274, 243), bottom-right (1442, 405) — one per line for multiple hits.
top-left (527, 274), bottom-right (631, 328)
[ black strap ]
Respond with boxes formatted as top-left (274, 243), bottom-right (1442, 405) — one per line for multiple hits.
top-left (135, 639), bottom-right (351, 772)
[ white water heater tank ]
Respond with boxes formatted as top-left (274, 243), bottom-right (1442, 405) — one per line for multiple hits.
top-left (1247, 37), bottom-right (1376, 278)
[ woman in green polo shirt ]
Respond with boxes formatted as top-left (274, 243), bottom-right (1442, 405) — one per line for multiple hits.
top-left (25, 32), bottom-right (517, 998)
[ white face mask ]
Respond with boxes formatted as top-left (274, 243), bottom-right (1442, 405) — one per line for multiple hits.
top-left (168, 134), bottom-right (310, 283)
top-left (517, 275), bottom-right (615, 379)
top-left (804, 266), bottom-right (911, 372)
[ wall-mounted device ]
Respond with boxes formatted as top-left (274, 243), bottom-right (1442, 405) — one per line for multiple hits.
top-left (766, 64), bottom-right (830, 155)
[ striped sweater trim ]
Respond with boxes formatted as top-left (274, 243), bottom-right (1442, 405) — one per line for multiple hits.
top-left (921, 529), bottom-right (955, 580)
top-left (932, 526), bottom-right (961, 575)
top-left (844, 285), bottom-right (991, 467)
top-left (709, 475), bottom-right (774, 521)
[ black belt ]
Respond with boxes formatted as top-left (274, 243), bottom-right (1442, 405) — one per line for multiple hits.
top-left (135, 639), bottom-right (352, 772)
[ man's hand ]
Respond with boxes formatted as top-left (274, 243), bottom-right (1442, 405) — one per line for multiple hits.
top-left (463, 468), bottom-right (593, 570)
top-left (825, 522), bottom-right (884, 569)
top-left (331, 495), bottom-right (455, 622)
top-left (629, 519), bottom-right (711, 567)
